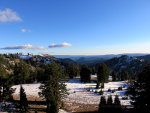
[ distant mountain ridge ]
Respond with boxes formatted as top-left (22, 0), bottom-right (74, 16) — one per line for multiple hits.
top-left (54, 53), bottom-right (148, 65)
top-left (15, 53), bottom-right (150, 66)
top-left (104, 55), bottom-right (148, 78)
top-left (137, 55), bottom-right (150, 63)
top-left (1, 53), bottom-right (150, 78)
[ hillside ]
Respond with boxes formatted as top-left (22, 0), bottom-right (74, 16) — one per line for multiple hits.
top-left (0, 54), bottom-right (23, 76)
top-left (54, 54), bottom-right (147, 66)
top-left (18, 54), bottom-right (76, 67)
top-left (104, 55), bottom-right (146, 77)
top-left (76, 57), bottom-right (106, 66)
top-left (137, 54), bottom-right (150, 63)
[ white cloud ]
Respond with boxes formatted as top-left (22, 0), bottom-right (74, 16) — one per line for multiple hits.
top-left (1, 44), bottom-right (45, 50)
top-left (49, 42), bottom-right (72, 48)
top-left (0, 8), bottom-right (22, 22)
top-left (21, 28), bottom-right (31, 33)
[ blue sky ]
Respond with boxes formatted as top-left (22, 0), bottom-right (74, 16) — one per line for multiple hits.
top-left (0, 0), bottom-right (150, 55)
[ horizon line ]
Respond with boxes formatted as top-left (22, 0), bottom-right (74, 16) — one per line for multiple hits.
top-left (0, 52), bottom-right (149, 56)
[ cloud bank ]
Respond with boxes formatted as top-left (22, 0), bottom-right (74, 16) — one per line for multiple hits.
top-left (0, 8), bottom-right (22, 22)
top-left (1, 44), bottom-right (45, 50)
top-left (49, 42), bottom-right (72, 48)
top-left (1, 42), bottom-right (72, 50)
top-left (21, 29), bottom-right (31, 33)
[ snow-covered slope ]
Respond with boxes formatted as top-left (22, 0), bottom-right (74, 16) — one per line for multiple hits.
top-left (12, 79), bottom-right (131, 107)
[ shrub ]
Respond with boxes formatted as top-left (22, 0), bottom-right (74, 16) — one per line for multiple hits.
top-left (99, 90), bottom-right (104, 95)
top-left (94, 90), bottom-right (98, 93)
top-left (118, 87), bottom-right (122, 91)
top-left (86, 88), bottom-right (90, 92)
top-left (60, 102), bottom-right (64, 109)
top-left (122, 96), bottom-right (128, 100)
top-left (114, 95), bottom-right (121, 105)
top-left (101, 83), bottom-right (105, 88)
top-left (111, 89), bottom-right (116, 93)
top-left (108, 88), bottom-right (111, 92)
top-left (123, 84), bottom-right (126, 88)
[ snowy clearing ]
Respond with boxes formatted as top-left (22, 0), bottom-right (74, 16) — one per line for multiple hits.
top-left (11, 78), bottom-right (131, 113)
top-left (65, 78), bottom-right (131, 106)
top-left (12, 83), bottom-right (41, 98)
top-left (12, 84), bottom-right (69, 113)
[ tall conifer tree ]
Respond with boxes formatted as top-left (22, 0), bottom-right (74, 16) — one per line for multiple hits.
top-left (80, 65), bottom-right (91, 83)
top-left (20, 85), bottom-right (28, 113)
top-left (97, 63), bottom-right (109, 88)
top-left (39, 62), bottom-right (67, 113)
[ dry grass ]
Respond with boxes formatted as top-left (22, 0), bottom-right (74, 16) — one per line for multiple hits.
top-left (64, 102), bottom-right (99, 112)
top-left (12, 94), bottom-right (98, 113)
top-left (13, 94), bottom-right (45, 101)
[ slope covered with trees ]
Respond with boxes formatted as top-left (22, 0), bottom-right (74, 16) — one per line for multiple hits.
top-left (128, 64), bottom-right (150, 113)
top-left (0, 54), bottom-right (69, 113)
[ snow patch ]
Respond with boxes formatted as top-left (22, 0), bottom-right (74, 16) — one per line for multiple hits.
top-left (11, 79), bottom-right (131, 112)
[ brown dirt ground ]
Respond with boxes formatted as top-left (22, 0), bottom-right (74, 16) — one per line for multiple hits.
top-left (64, 102), bottom-right (99, 112)
top-left (12, 94), bottom-right (99, 113)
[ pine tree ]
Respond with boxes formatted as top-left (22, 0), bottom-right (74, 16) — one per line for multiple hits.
top-left (80, 65), bottom-right (91, 83)
top-left (107, 95), bottom-right (113, 105)
top-left (66, 63), bottom-right (80, 79)
top-left (114, 95), bottom-right (122, 113)
top-left (13, 60), bottom-right (31, 84)
top-left (96, 80), bottom-right (100, 89)
top-left (97, 63), bottom-right (109, 89)
top-left (91, 66), bottom-right (96, 75)
top-left (99, 89), bottom-right (104, 95)
top-left (121, 70), bottom-right (128, 81)
top-left (100, 96), bottom-right (106, 106)
top-left (46, 95), bottom-right (58, 113)
top-left (0, 65), bottom-right (15, 102)
top-left (101, 82), bottom-right (104, 89)
top-left (114, 95), bottom-right (120, 105)
top-left (20, 85), bottom-right (28, 113)
top-left (39, 62), bottom-right (67, 113)
top-left (99, 96), bottom-right (107, 113)
top-left (40, 79), bottom-right (59, 113)
top-left (111, 71), bottom-right (117, 81)
top-left (35, 110), bottom-right (38, 113)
